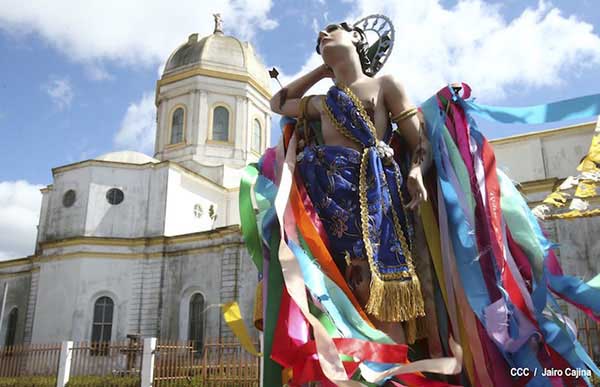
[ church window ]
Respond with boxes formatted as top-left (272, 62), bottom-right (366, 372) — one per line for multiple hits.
top-left (91, 296), bottom-right (113, 355)
top-left (188, 293), bottom-right (204, 354)
top-left (170, 107), bottom-right (185, 144)
top-left (212, 106), bottom-right (230, 142)
top-left (5, 308), bottom-right (18, 347)
top-left (252, 119), bottom-right (262, 152)
top-left (193, 204), bottom-right (203, 218)
top-left (106, 188), bottom-right (124, 205)
top-left (62, 189), bottom-right (76, 208)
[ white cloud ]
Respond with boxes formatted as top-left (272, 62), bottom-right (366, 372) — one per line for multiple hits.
top-left (0, 181), bottom-right (43, 260)
top-left (113, 93), bottom-right (156, 154)
top-left (311, 18), bottom-right (320, 35)
top-left (284, 0), bottom-right (600, 103)
top-left (0, 0), bottom-right (277, 67)
top-left (85, 63), bottom-right (113, 81)
top-left (42, 77), bottom-right (74, 110)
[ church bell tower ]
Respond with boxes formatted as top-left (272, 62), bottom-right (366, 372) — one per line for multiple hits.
top-left (154, 14), bottom-right (272, 188)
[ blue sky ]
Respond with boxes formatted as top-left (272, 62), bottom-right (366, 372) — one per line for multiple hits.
top-left (0, 0), bottom-right (599, 259)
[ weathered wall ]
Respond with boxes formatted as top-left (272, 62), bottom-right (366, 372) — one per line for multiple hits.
top-left (163, 168), bottom-right (224, 235)
top-left (491, 123), bottom-right (595, 183)
top-left (158, 229), bottom-right (257, 343)
top-left (0, 267), bottom-right (32, 346)
top-left (31, 256), bottom-right (135, 343)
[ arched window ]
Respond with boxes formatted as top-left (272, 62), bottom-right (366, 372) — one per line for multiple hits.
top-left (188, 293), bottom-right (205, 353)
top-left (5, 308), bottom-right (17, 347)
top-left (252, 119), bottom-right (261, 152)
top-left (212, 106), bottom-right (229, 142)
top-left (170, 107), bottom-right (185, 144)
top-left (91, 296), bottom-right (114, 355)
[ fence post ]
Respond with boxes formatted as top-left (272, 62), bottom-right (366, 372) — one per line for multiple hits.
top-left (141, 337), bottom-right (157, 387)
top-left (56, 341), bottom-right (73, 387)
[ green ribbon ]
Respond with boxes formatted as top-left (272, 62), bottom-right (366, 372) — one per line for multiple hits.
top-left (263, 230), bottom-right (283, 386)
top-left (239, 164), bottom-right (263, 273)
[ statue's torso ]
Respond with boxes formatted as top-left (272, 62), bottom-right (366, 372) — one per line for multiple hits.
top-left (316, 77), bottom-right (392, 150)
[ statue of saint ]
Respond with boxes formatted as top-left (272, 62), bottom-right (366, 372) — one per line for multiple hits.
top-left (270, 18), bottom-right (430, 344)
top-left (245, 14), bottom-right (600, 386)
top-left (213, 13), bottom-right (223, 34)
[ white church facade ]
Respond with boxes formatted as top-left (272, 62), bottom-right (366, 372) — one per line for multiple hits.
top-left (0, 23), bottom-right (271, 349)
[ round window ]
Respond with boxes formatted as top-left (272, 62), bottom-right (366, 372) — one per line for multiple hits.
top-left (62, 189), bottom-right (76, 207)
top-left (106, 188), bottom-right (124, 205)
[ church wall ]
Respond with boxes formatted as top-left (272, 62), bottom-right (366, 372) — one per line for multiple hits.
top-left (491, 124), bottom-right (595, 183)
top-left (40, 168), bottom-right (92, 242)
top-left (36, 191), bottom-right (51, 249)
top-left (31, 259), bottom-right (81, 343)
top-left (163, 168), bottom-right (225, 235)
top-left (146, 166), bottom-right (170, 236)
top-left (493, 138), bottom-right (546, 182)
top-left (552, 217), bottom-right (600, 282)
top-left (540, 132), bottom-right (593, 179)
top-left (159, 248), bottom-right (225, 342)
top-left (0, 271), bottom-right (32, 346)
top-left (225, 189), bottom-right (240, 226)
top-left (550, 216), bottom-right (600, 353)
top-left (31, 257), bottom-right (135, 343)
top-left (221, 166), bottom-right (242, 190)
top-left (156, 229), bottom-right (257, 343)
top-left (84, 165), bottom-right (159, 238)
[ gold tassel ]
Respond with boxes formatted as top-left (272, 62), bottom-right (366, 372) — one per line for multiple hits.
top-left (364, 272), bottom-right (426, 323)
top-left (403, 317), bottom-right (428, 345)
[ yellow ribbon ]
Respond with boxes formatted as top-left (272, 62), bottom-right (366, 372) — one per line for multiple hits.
top-left (222, 301), bottom-right (262, 356)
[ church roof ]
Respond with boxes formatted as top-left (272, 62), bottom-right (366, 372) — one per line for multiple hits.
top-left (162, 31), bottom-right (270, 90)
top-left (95, 151), bottom-right (159, 165)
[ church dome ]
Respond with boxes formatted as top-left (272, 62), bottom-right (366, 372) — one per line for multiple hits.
top-left (95, 151), bottom-right (159, 164)
top-left (162, 30), bottom-right (270, 90)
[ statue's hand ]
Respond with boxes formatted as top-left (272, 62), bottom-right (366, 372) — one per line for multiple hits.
top-left (406, 166), bottom-right (427, 210)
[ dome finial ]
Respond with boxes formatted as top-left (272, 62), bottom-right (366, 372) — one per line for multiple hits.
top-left (213, 13), bottom-right (223, 34)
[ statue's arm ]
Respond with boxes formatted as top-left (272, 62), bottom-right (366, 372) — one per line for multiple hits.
top-left (269, 64), bottom-right (331, 118)
top-left (382, 74), bottom-right (432, 207)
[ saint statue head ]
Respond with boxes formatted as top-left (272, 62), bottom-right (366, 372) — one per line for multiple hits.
top-left (316, 16), bottom-right (395, 77)
top-left (316, 23), bottom-right (372, 77)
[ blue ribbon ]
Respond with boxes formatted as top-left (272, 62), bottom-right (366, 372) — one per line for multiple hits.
top-left (435, 86), bottom-right (600, 384)
top-left (421, 98), bottom-right (545, 381)
top-left (463, 93), bottom-right (600, 124)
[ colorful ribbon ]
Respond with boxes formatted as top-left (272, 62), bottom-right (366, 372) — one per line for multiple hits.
top-left (222, 301), bottom-right (262, 356)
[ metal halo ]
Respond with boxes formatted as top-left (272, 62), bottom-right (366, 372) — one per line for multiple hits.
top-left (353, 14), bottom-right (395, 75)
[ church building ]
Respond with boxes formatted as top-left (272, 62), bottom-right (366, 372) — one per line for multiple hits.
top-left (0, 19), bottom-right (270, 349)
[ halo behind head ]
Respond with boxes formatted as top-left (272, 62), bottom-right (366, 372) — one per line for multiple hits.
top-left (315, 15), bottom-right (395, 77)
top-left (353, 15), bottom-right (395, 76)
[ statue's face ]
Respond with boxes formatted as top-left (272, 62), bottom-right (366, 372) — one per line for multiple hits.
top-left (316, 23), bottom-right (359, 56)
